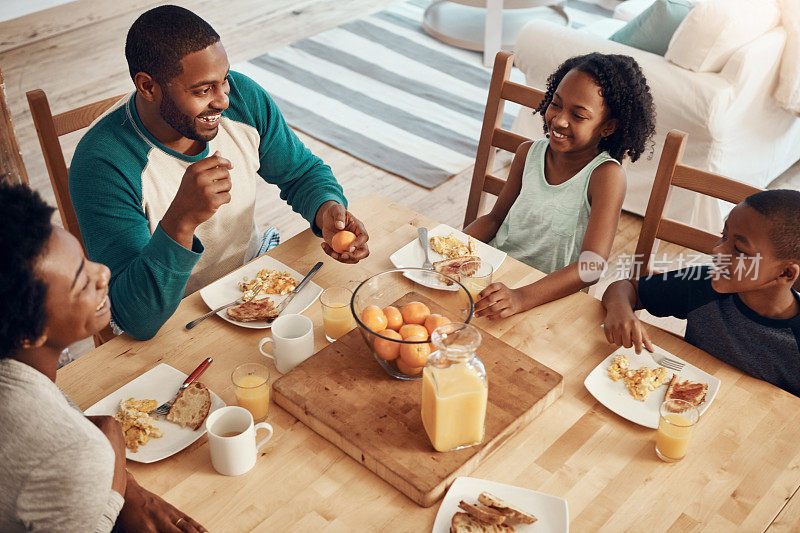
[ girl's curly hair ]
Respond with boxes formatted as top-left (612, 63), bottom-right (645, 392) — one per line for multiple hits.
top-left (535, 53), bottom-right (656, 163)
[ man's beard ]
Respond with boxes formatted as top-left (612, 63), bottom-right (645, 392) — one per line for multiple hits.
top-left (159, 91), bottom-right (218, 143)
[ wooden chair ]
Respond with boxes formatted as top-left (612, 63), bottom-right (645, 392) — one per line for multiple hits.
top-left (26, 89), bottom-right (125, 347)
top-left (463, 51), bottom-right (545, 228)
top-left (632, 130), bottom-right (763, 279)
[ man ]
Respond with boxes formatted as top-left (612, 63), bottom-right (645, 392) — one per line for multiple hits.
top-left (70, 5), bottom-right (369, 340)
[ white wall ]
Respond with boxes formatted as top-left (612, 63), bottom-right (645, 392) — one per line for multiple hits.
top-left (0, 0), bottom-right (77, 23)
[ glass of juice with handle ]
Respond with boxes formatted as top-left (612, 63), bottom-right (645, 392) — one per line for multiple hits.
top-left (421, 322), bottom-right (487, 452)
top-left (232, 363), bottom-right (270, 421)
top-left (320, 286), bottom-right (356, 342)
top-left (655, 399), bottom-right (699, 462)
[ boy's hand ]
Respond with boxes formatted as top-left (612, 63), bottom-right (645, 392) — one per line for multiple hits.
top-left (603, 302), bottom-right (654, 354)
top-left (474, 283), bottom-right (524, 319)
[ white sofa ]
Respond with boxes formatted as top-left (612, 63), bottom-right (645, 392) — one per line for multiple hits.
top-left (512, 14), bottom-right (800, 232)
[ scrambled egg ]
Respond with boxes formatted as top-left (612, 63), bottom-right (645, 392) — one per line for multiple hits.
top-left (239, 269), bottom-right (298, 299)
top-left (114, 398), bottom-right (163, 452)
top-left (608, 355), bottom-right (670, 401)
top-left (429, 233), bottom-right (478, 259)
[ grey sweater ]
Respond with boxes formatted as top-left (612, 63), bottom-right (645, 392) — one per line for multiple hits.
top-left (0, 359), bottom-right (124, 532)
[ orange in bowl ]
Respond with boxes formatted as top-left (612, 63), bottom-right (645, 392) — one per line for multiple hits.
top-left (401, 301), bottom-right (431, 325)
top-left (383, 306), bottom-right (403, 331)
top-left (399, 324), bottom-right (428, 340)
top-left (360, 305), bottom-right (388, 332)
top-left (424, 314), bottom-right (451, 336)
top-left (373, 329), bottom-right (402, 361)
top-left (331, 230), bottom-right (357, 254)
top-left (399, 334), bottom-right (431, 367)
top-left (396, 358), bottom-right (423, 376)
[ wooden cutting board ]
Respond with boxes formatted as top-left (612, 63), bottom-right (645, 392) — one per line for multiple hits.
top-left (272, 292), bottom-right (563, 507)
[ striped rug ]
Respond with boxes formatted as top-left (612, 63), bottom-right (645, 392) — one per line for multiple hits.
top-left (234, 0), bottom-right (613, 188)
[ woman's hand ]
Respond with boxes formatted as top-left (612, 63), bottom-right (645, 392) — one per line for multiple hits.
top-left (116, 473), bottom-right (207, 532)
top-left (603, 301), bottom-right (653, 354)
top-left (474, 283), bottom-right (526, 319)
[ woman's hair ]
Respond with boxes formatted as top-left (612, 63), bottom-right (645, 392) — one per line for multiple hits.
top-left (0, 183), bottom-right (55, 358)
top-left (535, 53), bottom-right (656, 163)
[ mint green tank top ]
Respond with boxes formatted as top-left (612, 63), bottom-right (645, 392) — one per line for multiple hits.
top-left (488, 139), bottom-right (619, 274)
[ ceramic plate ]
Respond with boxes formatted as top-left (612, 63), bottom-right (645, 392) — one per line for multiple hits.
top-left (84, 363), bottom-right (225, 463)
top-left (199, 254), bottom-right (322, 329)
top-left (389, 224), bottom-right (506, 291)
top-left (432, 476), bottom-right (569, 533)
top-left (584, 344), bottom-right (721, 429)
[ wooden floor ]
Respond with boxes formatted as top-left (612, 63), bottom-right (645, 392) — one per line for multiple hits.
top-left (1, 0), bottom-right (691, 357)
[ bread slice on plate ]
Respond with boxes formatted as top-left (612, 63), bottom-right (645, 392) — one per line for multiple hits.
top-left (434, 256), bottom-right (481, 284)
top-left (664, 375), bottom-right (708, 410)
top-left (457, 501), bottom-right (508, 525)
top-left (227, 298), bottom-right (279, 322)
top-left (478, 492), bottom-right (538, 524)
top-left (166, 382), bottom-right (211, 430)
top-left (450, 512), bottom-right (515, 533)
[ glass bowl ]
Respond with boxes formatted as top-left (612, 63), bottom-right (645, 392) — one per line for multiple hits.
top-left (350, 268), bottom-right (474, 380)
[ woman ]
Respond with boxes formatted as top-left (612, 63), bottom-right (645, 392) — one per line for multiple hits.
top-left (0, 183), bottom-right (205, 532)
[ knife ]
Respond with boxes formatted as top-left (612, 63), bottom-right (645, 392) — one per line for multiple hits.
top-left (265, 261), bottom-right (323, 325)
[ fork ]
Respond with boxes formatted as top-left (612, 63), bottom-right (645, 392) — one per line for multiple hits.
top-left (418, 227), bottom-right (433, 270)
top-left (150, 357), bottom-right (213, 416)
top-left (653, 353), bottom-right (685, 373)
top-left (185, 281), bottom-right (264, 330)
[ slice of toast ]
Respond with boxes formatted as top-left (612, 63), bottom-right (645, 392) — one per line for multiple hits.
top-left (227, 298), bottom-right (278, 322)
top-left (664, 375), bottom-right (708, 410)
top-left (450, 512), bottom-right (515, 533)
top-left (166, 382), bottom-right (211, 430)
top-left (457, 501), bottom-right (508, 525)
top-left (477, 492), bottom-right (538, 525)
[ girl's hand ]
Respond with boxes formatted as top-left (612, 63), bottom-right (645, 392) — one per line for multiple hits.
top-left (474, 283), bottom-right (525, 319)
top-left (603, 302), bottom-right (654, 354)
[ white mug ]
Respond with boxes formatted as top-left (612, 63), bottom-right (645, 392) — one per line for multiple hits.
top-left (205, 406), bottom-right (273, 476)
top-left (258, 314), bottom-right (314, 373)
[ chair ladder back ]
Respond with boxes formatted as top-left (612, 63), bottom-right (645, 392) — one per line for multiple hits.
top-left (632, 130), bottom-right (764, 279)
top-left (27, 89), bottom-right (123, 348)
top-left (463, 51), bottom-right (545, 227)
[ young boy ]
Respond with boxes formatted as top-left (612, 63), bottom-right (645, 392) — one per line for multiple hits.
top-left (602, 190), bottom-right (800, 397)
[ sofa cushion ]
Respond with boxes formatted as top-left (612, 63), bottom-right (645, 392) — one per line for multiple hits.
top-left (610, 0), bottom-right (694, 55)
top-left (774, 0), bottom-right (800, 113)
top-left (665, 0), bottom-right (782, 73)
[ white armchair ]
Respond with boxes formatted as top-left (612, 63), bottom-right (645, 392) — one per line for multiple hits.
top-left (512, 19), bottom-right (800, 231)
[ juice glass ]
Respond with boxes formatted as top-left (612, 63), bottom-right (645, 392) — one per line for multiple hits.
top-left (232, 363), bottom-right (270, 421)
top-left (655, 399), bottom-right (699, 462)
top-left (320, 286), bottom-right (355, 342)
top-left (459, 260), bottom-right (493, 300)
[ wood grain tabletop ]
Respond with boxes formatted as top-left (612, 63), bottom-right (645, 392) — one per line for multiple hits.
top-left (57, 195), bottom-right (800, 532)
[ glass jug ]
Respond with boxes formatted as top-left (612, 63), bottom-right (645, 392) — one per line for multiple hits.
top-left (421, 322), bottom-right (488, 452)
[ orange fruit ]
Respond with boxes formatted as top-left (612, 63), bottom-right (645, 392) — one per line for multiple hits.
top-left (383, 306), bottom-right (403, 331)
top-left (396, 358), bottom-right (424, 376)
top-left (331, 230), bottom-right (357, 254)
top-left (373, 329), bottom-right (402, 361)
top-left (399, 323), bottom-right (428, 340)
top-left (424, 314), bottom-right (451, 336)
top-left (399, 334), bottom-right (431, 367)
top-left (360, 305), bottom-right (388, 332)
top-left (401, 301), bottom-right (431, 325)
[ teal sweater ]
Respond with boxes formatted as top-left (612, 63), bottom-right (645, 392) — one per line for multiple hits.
top-left (70, 71), bottom-right (346, 340)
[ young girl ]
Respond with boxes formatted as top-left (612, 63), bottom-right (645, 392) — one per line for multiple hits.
top-left (465, 53), bottom-right (656, 319)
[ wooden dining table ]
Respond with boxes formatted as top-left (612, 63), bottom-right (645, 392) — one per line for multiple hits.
top-left (58, 194), bottom-right (800, 532)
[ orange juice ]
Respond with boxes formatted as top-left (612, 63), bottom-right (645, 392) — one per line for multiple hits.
top-left (421, 363), bottom-right (487, 452)
top-left (656, 413), bottom-right (694, 461)
top-left (322, 303), bottom-right (355, 340)
top-left (464, 279), bottom-right (488, 299)
top-left (235, 374), bottom-right (269, 420)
